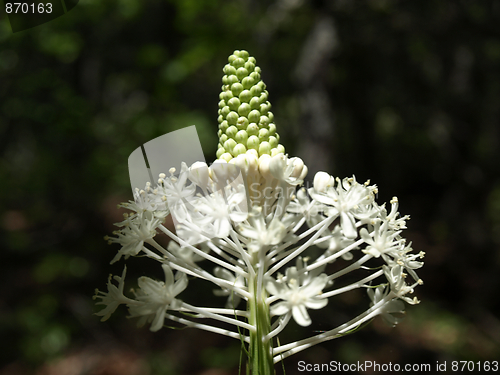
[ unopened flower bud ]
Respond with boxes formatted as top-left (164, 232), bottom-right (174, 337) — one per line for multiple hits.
top-left (232, 144), bottom-right (247, 156)
top-left (217, 50), bottom-right (286, 160)
top-left (189, 162), bottom-right (209, 188)
top-left (313, 172), bottom-right (334, 193)
top-left (258, 154), bottom-right (273, 180)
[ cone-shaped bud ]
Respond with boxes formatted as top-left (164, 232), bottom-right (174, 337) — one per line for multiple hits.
top-left (217, 50), bottom-right (285, 161)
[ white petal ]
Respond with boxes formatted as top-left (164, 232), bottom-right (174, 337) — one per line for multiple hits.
top-left (270, 302), bottom-right (290, 316)
top-left (172, 274), bottom-right (188, 296)
top-left (150, 307), bottom-right (167, 332)
top-left (265, 279), bottom-right (284, 296)
top-left (292, 305), bottom-right (311, 326)
top-left (188, 162), bottom-right (209, 188)
top-left (340, 212), bottom-right (357, 239)
top-left (304, 298), bottom-right (328, 310)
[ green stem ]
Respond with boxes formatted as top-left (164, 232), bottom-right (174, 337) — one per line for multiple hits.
top-left (247, 275), bottom-right (274, 375)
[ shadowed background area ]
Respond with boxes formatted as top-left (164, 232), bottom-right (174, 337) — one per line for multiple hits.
top-left (1, 0), bottom-right (500, 374)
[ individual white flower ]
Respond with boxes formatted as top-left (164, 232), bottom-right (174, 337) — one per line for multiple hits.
top-left (360, 220), bottom-right (405, 258)
top-left (158, 163), bottom-right (197, 223)
top-left (237, 207), bottom-right (287, 250)
top-left (94, 267), bottom-right (136, 321)
top-left (188, 161), bottom-right (210, 189)
top-left (367, 285), bottom-right (405, 326)
top-left (383, 265), bottom-right (422, 305)
top-left (309, 176), bottom-right (378, 239)
top-left (107, 211), bottom-right (162, 264)
top-left (208, 159), bottom-right (243, 192)
top-left (313, 172), bottom-right (335, 193)
top-left (286, 188), bottom-right (325, 227)
top-left (384, 197), bottom-right (410, 230)
top-left (382, 243), bottom-right (424, 284)
top-left (266, 265), bottom-right (329, 326)
top-left (319, 225), bottom-right (357, 261)
top-left (213, 267), bottom-right (246, 308)
top-left (128, 264), bottom-right (188, 332)
top-left (167, 240), bottom-right (209, 266)
top-left (194, 184), bottom-right (248, 238)
top-left (118, 184), bottom-right (170, 217)
top-left (269, 154), bottom-right (306, 186)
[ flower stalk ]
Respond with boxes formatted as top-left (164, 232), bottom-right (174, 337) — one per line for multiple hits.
top-left (248, 274), bottom-right (274, 375)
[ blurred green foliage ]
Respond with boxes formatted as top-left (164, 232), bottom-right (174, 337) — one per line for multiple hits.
top-left (1, 0), bottom-right (500, 374)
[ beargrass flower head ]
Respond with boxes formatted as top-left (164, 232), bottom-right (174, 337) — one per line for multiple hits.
top-left (95, 50), bottom-right (424, 374)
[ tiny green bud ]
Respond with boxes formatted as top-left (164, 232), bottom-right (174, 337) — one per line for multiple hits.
top-left (226, 125), bottom-right (238, 138)
top-left (249, 97), bottom-right (261, 110)
top-left (277, 144), bottom-right (285, 154)
top-left (224, 138), bottom-right (237, 152)
top-left (257, 81), bottom-right (266, 91)
top-left (237, 116), bottom-right (249, 130)
top-left (220, 152), bottom-right (233, 162)
top-left (236, 67), bottom-right (248, 80)
top-left (220, 134), bottom-right (228, 143)
top-left (259, 115), bottom-right (270, 126)
top-left (218, 115), bottom-right (223, 123)
top-left (236, 50), bottom-right (249, 60)
top-left (270, 148), bottom-right (281, 157)
top-left (235, 130), bottom-right (248, 144)
top-left (223, 65), bottom-right (237, 76)
top-left (268, 112), bottom-right (274, 122)
top-left (259, 141), bottom-right (271, 155)
top-left (259, 92), bottom-right (268, 103)
top-left (227, 75), bottom-right (239, 85)
top-left (233, 57), bottom-right (245, 68)
top-left (250, 85), bottom-right (262, 97)
top-left (228, 97), bottom-right (241, 111)
top-left (268, 123), bottom-right (276, 135)
top-left (247, 123), bottom-right (259, 136)
top-left (258, 128), bottom-right (269, 141)
top-left (231, 83), bottom-right (244, 97)
top-left (228, 54), bottom-right (238, 63)
top-left (232, 143), bottom-right (247, 157)
top-left (250, 72), bottom-right (260, 82)
top-left (238, 103), bottom-right (251, 117)
top-left (227, 111), bottom-right (238, 125)
top-left (219, 120), bottom-right (229, 132)
top-left (247, 135), bottom-right (260, 150)
top-left (242, 76), bottom-right (255, 89)
top-left (216, 148), bottom-right (225, 158)
top-left (248, 110), bottom-right (260, 123)
top-left (217, 130), bottom-right (222, 138)
top-left (239, 90), bottom-right (252, 103)
top-left (260, 103), bottom-right (270, 115)
top-left (218, 100), bottom-right (225, 109)
top-left (248, 56), bottom-right (256, 64)
top-left (222, 76), bottom-right (229, 85)
top-left (244, 61), bottom-right (255, 72)
top-left (222, 91), bottom-right (233, 102)
top-left (269, 135), bottom-right (278, 148)
top-left (221, 106), bottom-right (230, 117)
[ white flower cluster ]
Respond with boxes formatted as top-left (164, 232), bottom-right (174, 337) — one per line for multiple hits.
top-left (95, 153), bottom-right (424, 363)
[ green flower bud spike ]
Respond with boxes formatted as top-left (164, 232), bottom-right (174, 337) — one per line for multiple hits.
top-left (217, 50), bottom-right (284, 161)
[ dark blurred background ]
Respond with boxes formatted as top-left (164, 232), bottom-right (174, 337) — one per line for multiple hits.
top-left (1, 0), bottom-right (500, 374)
